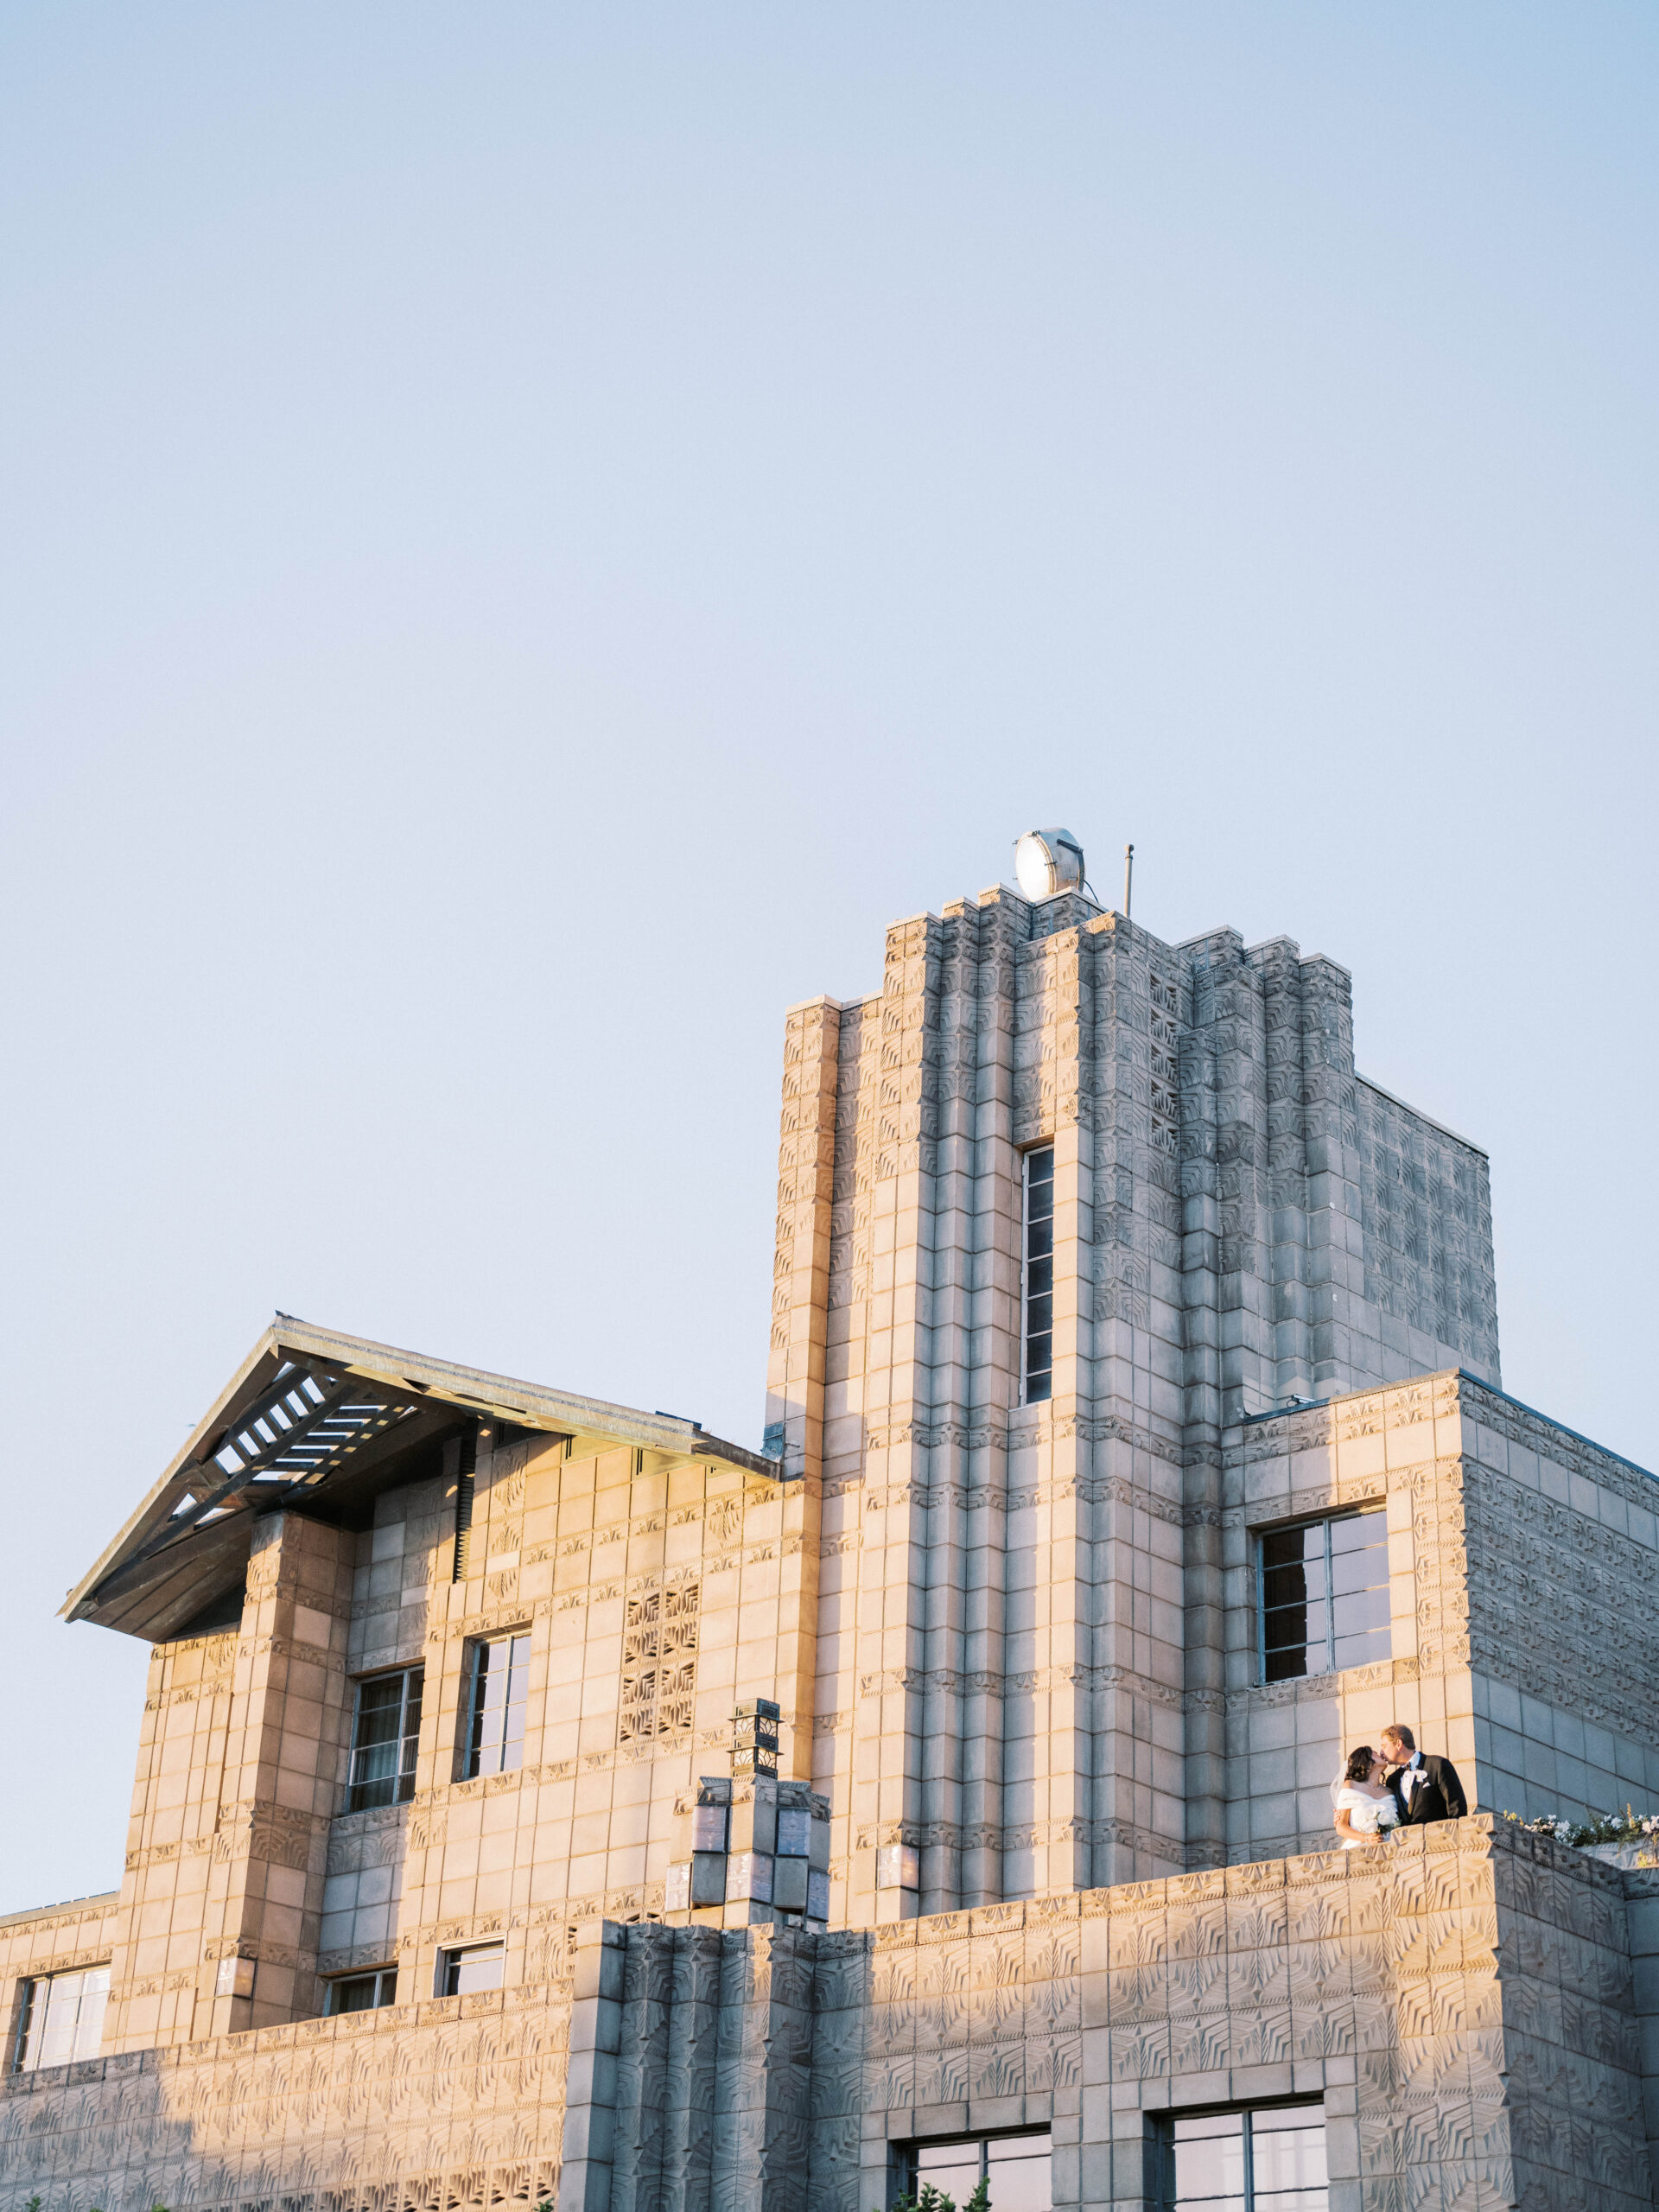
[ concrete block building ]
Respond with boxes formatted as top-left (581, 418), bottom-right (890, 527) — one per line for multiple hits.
top-left (1, 834), bottom-right (1654, 2212)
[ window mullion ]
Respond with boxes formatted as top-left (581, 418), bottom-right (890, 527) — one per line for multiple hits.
top-left (1243, 2111), bottom-right (1255, 2212)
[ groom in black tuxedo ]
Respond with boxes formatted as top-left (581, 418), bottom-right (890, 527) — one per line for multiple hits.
top-left (1381, 1723), bottom-right (1467, 1825)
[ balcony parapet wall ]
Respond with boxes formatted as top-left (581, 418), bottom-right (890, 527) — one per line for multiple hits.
top-left (1, 1820), bottom-right (1651, 2212)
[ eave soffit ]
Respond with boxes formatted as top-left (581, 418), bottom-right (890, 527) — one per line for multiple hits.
top-left (63, 1313), bottom-right (779, 1638)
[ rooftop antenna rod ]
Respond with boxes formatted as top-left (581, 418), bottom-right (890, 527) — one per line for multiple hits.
top-left (1122, 842), bottom-right (1134, 920)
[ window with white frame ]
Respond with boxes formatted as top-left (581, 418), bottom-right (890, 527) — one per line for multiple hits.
top-left (435, 1942), bottom-right (505, 1998)
top-left (13, 1966), bottom-right (110, 2072)
top-left (324, 1966), bottom-right (397, 2015)
top-left (1156, 2103), bottom-right (1327, 2212)
top-left (346, 1665), bottom-right (423, 1811)
top-left (1021, 1145), bottom-right (1055, 1404)
top-left (1257, 1510), bottom-right (1391, 1683)
top-left (462, 1631), bottom-right (531, 1777)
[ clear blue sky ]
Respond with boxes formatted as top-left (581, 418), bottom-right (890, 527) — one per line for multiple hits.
top-left (3, 3), bottom-right (1655, 1908)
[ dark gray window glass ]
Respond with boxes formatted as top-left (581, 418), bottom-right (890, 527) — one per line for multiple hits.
top-left (324, 1967), bottom-right (397, 2014)
top-left (464, 1632), bottom-right (531, 1777)
top-left (905, 2131), bottom-right (1051, 2212)
top-left (14, 1967), bottom-right (109, 2072)
top-left (347, 1666), bottom-right (423, 1811)
top-left (1022, 1146), bottom-right (1055, 1404)
top-left (1161, 2106), bottom-right (1326, 2212)
top-left (1259, 1510), bottom-right (1390, 1682)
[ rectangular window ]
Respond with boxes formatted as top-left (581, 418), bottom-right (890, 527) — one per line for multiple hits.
top-left (904, 2132), bottom-right (1051, 2212)
top-left (1158, 2105), bottom-right (1326, 2212)
top-left (436, 1942), bottom-right (505, 1998)
top-left (14, 1966), bottom-right (110, 2072)
top-left (463, 1632), bottom-right (531, 1777)
top-left (347, 1666), bottom-right (424, 1811)
top-left (1021, 1145), bottom-right (1055, 1404)
top-left (324, 1967), bottom-right (397, 2015)
top-left (1258, 1511), bottom-right (1390, 1683)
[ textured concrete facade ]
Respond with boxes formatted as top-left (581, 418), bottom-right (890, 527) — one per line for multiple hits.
top-left (5, 1824), bottom-right (1658, 2212)
top-left (766, 893), bottom-right (1499, 1915)
top-left (0, 861), bottom-right (1649, 2212)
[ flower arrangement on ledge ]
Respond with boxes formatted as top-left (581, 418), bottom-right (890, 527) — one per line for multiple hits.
top-left (1502, 1806), bottom-right (1659, 1849)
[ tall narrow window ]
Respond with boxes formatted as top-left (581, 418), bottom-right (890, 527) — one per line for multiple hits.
top-left (1158, 2104), bottom-right (1326, 2212)
top-left (1022, 1145), bottom-right (1055, 1404)
top-left (1258, 1512), bottom-right (1391, 1683)
top-left (346, 1666), bottom-right (424, 1811)
top-left (464, 1631), bottom-right (531, 1777)
top-left (14, 1967), bottom-right (110, 2072)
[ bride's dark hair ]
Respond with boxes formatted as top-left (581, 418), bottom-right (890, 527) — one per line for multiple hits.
top-left (1344, 1747), bottom-right (1377, 1783)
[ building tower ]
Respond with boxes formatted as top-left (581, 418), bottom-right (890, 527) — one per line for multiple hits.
top-left (766, 832), bottom-right (1498, 1917)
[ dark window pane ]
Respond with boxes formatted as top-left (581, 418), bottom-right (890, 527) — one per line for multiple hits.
top-left (1027, 1217), bottom-right (1053, 1261)
top-left (1026, 1372), bottom-right (1052, 1404)
top-left (355, 1676), bottom-right (404, 1744)
top-left (1026, 1294), bottom-right (1052, 1338)
top-left (1265, 1600), bottom-right (1326, 1650)
top-left (1263, 1643), bottom-right (1308, 1682)
top-left (1261, 1526), bottom-right (1322, 1571)
top-left (1026, 1255), bottom-right (1052, 1298)
top-left (1262, 1563), bottom-right (1312, 1610)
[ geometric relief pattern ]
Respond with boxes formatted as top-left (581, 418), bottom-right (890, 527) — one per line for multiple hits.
top-left (617, 1579), bottom-right (699, 1745)
top-left (4, 1821), bottom-right (1656, 2212)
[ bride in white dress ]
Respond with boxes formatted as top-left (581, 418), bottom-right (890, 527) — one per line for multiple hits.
top-left (1332, 1746), bottom-right (1400, 1849)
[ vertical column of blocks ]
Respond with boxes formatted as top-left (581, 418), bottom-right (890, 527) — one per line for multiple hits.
top-left (1258, 938), bottom-right (1313, 1407)
top-left (958, 890), bottom-right (1024, 1910)
top-left (200, 1511), bottom-right (356, 2034)
top-left (1076, 918), bottom-right (1186, 1887)
top-left (105, 1511), bottom-right (355, 2050)
top-left (103, 1629), bottom-right (239, 2052)
top-left (914, 903), bottom-right (971, 1911)
top-left (1179, 944), bottom-right (1228, 1871)
top-left (766, 997), bottom-right (837, 1777)
top-left (1297, 955), bottom-right (1366, 1395)
top-left (766, 997), bottom-right (842, 1487)
top-left (843, 916), bottom-right (943, 1923)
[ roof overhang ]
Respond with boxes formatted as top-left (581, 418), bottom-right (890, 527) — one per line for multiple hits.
top-left (63, 1314), bottom-right (783, 1643)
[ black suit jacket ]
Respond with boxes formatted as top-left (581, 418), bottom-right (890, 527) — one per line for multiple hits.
top-left (1389, 1753), bottom-right (1467, 1824)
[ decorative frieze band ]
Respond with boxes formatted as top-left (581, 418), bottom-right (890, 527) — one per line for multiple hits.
top-left (851, 1662), bottom-right (1185, 1711)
